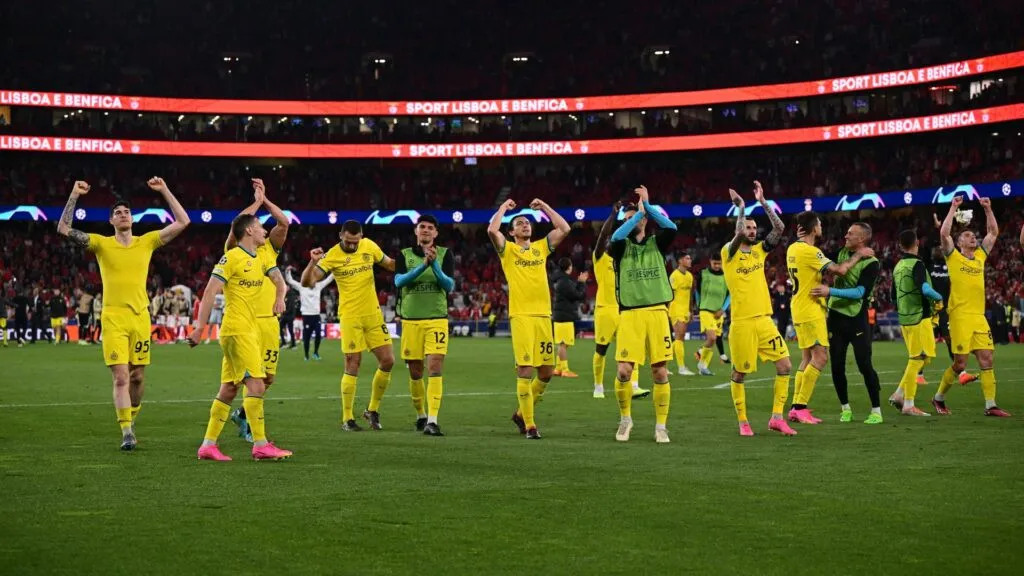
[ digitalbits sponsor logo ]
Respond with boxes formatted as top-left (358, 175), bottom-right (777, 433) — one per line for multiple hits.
top-left (574, 209), bottom-right (585, 220)
top-left (452, 211), bottom-right (464, 223)
top-left (201, 211), bottom-right (212, 223)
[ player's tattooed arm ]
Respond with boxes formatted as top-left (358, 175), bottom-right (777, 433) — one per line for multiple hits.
top-left (755, 181), bottom-right (784, 248)
top-left (979, 197), bottom-right (998, 254)
top-left (939, 195), bottom-right (961, 256)
top-left (58, 181), bottom-right (90, 248)
top-left (726, 188), bottom-right (746, 258)
top-left (594, 201), bottom-right (622, 259)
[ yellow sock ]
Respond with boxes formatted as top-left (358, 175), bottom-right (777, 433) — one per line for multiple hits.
top-left (409, 378), bottom-right (426, 416)
top-left (367, 369), bottom-right (392, 412)
top-left (516, 377), bottom-right (535, 428)
top-left (936, 366), bottom-right (957, 397)
top-left (980, 369), bottom-right (996, 402)
top-left (653, 382), bottom-right (670, 426)
top-left (563, 358), bottom-right (571, 373)
top-left (340, 374), bottom-right (358, 422)
top-left (203, 399), bottom-right (231, 443)
top-left (773, 375), bottom-right (790, 415)
top-left (531, 377), bottom-right (548, 405)
top-left (630, 367), bottom-right (640, 388)
top-left (673, 340), bottom-right (685, 370)
top-left (730, 382), bottom-right (747, 423)
top-left (700, 346), bottom-right (713, 367)
top-left (427, 376), bottom-right (442, 419)
top-left (900, 358), bottom-right (926, 402)
top-left (793, 370), bottom-right (805, 404)
top-left (130, 404), bottom-right (142, 423)
top-left (116, 407), bottom-right (132, 433)
top-left (242, 396), bottom-right (266, 442)
top-left (801, 365), bottom-right (821, 406)
top-left (615, 379), bottom-right (632, 418)
top-left (593, 353), bottom-right (606, 386)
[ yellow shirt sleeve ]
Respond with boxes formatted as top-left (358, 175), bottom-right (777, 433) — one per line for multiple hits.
top-left (534, 239), bottom-right (552, 259)
top-left (365, 239), bottom-right (385, 263)
top-left (669, 270), bottom-right (682, 290)
top-left (262, 246), bottom-right (279, 276)
top-left (212, 252), bottom-right (232, 283)
top-left (143, 230), bottom-right (164, 252)
top-left (806, 246), bottom-right (833, 272)
top-left (87, 233), bottom-right (104, 254)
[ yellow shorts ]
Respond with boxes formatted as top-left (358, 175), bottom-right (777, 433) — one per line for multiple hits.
top-left (220, 333), bottom-right (266, 385)
top-left (949, 314), bottom-right (993, 354)
top-left (0, 318), bottom-right (6, 329)
top-left (901, 321), bottom-right (936, 358)
top-left (510, 316), bottom-right (555, 367)
top-left (101, 309), bottom-right (152, 367)
top-left (401, 318), bottom-right (449, 360)
top-left (257, 316), bottom-right (280, 375)
top-left (50, 317), bottom-right (65, 329)
top-left (794, 318), bottom-right (829, 349)
top-left (669, 309), bottom-right (690, 328)
top-left (553, 321), bottom-right (576, 346)
top-left (593, 306), bottom-right (620, 346)
top-left (617, 307), bottom-right (673, 365)
top-left (729, 315), bottom-right (789, 374)
top-left (341, 309), bottom-right (392, 354)
top-left (699, 311), bottom-right (725, 335)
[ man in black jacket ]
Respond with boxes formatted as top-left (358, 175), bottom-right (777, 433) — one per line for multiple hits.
top-left (552, 257), bottom-right (589, 377)
top-left (12, 290), bottom-right (30, 346)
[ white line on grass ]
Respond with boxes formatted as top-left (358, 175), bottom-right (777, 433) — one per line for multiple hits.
top-left (0, 371), bottom-right (1008, 409)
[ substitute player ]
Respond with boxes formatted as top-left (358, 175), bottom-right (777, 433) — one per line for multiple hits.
top-left (394, 215), bottom-right (455, 437)
top-left (668, 253), bottom-right (695, 375)
top-left (189, 214), bottom-right (291, 461)
top-left (933, 196), bottom-right (1011, 417)
top-left (552, 257), bottom-right (588, 378)
top-left (886, 229), bottom-right (944, 416)
top-left (809, 222), bottom-right (883, 424)
top-left (786, 211), bottom-right (873, 425)
top-left (609, 185), bottom-right (677, 444)
top-left (694, 254), bottom-right (729, 376)
top-left (57, 178), bottom-right (190, 451)
top-left (49, 290), bottom-right (68, 344)
top-left (488, 198), bottom-right (570, 439)
top-left (722, 182), bottom-right (796, 436)
top-left (303, 220), bottom-right (397, 430)
top-left (225, 179), bottom-right (290, 442)
top-left (591, 203), bottom-right (648, 399)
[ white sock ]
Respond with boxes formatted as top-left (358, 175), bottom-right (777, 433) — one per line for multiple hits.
top-left (427, 415), bottom-right (438, 424)
top-left (841, 403), bottom-right (851, 412)
top-left (620, 416), bottom-right (633, 424)
top-left (632, 382), bottom-right (640, 391)
top-left (985, 399), bottom-right (997, 409)
top-left (655, 423), bottom-right (667, 431)
top-left (871, 407), bottom-right (881, 415)
top-left (418, 412), bottom-right (426, 419)
top-left (594, 385), bottom-right (604, 393)
top-left (201, 439), bottom-right (216, 447)
top-left (254, 440), bottom-right (268, 448)
top-left (934, 393), bottom-right (945, 401)
top-left (904, 399), bottom-right (915, 409)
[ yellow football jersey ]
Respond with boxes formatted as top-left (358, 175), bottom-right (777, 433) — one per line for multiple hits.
top-left (498, 239), bottom-right (552, 317)
top-left (721, 243), bottom-right (773, 321)
top-left (787, 241), bottom-right (833, 323)
top-left (318, 238), bottom-right (385, 320)
top-left (592, 251), bottom-right (618, 309)
top-left (212, 245), bottom-right (277, 337)
top-left (946, 248), bottom-right (987, 317)
top-left (87, 231), bottom-right (163, 315)
top-left (668, 268), bottom-right (693, 319)
top-left (254, 242), bottom-right (280, 318)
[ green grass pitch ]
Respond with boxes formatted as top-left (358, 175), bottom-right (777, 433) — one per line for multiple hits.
top-left (1, 338), bottom-right (1022, 575)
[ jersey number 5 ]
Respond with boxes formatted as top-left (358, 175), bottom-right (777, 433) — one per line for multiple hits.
top-left (788, 267), bottom-right (801, 295)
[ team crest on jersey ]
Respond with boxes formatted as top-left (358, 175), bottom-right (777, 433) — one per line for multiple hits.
top-left (404, 349), bottom-right (410, 356)
top-left (110, 351), bottom-right (119, 361)
top-left (957, 344), bottom-right (963, 351)
top-left (532, 249), bottom-right (540, 257)
top-left (620, 349), bottom-right (628, 358)
top-left (523, 353), bottom-right (530, 362)
top-left (345, 257), bottom-right (352, 264)
top-left (349, 342), bottom-right (356, 350)
top-left (744, 361), bottom-right (750, 369)
top-left (363, 254), bottom-right (371, 262)
top-left (244, 259), bottom-right (254, 272)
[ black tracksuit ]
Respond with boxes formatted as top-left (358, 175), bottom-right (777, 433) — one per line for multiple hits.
top-left (827, 258), bottom-right (882, 408)
top-left (552, 270), bottom-right (586, 325)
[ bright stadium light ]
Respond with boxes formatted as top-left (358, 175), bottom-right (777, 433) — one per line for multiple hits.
top-left (324, 118), bottom-right (331, 125)
top-left (279, 116), bottom-right (288, 123)
top-left (209, 115), bottom-right (220, 125)
top-left (177, 114), bottom-right (185, 122)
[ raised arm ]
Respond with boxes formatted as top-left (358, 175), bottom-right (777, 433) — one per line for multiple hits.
top-left (826, 247), bottom-right (873, 277)
top-left (186, 276), bottom-right (224, 347)
top-left (148, 177), bottom-right (190, 245)
top-left (256, 179), bottom-right (290, 251)
top-left (594, 201), bottom-right (622, 259)
top-left (57, 180), bottom-right (91, 248)
top-left (531, 198), bottom-right (571, 250)
top-left (284, 268), bottom-right (303, 290)
top-left (267, 268), bottom-right (287, 315)
top-left (301, 248), bottom-right (328, 288)
top-left (939, 196), bottom-right (961, 255)
top-left (225, 187), bottom-right (264, 251)
top-left (487, 199), bottom-right (515, 253)
top-left (979, 197), bottom-right (998, 254)
top-left (754, 181), bottom-right (784, 249)
top-left (611, 209), bottom-right (645, 242)
top-left (637, 186), bottom-right (676, 231)
top-left (726, 189), bottom-right (746, 258)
